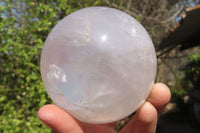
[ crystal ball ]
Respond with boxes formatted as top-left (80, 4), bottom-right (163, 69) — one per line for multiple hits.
top-left (40, 7), bottom-right (157, 123)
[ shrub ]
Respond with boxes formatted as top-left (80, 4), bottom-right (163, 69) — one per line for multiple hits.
top-left (0, 0), bottom-right (103, 132)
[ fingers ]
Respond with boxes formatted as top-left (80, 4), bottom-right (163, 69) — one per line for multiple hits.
top-left (38, 83), bottom-right (171, 133)
top-left (119, 102), bottom-right (157, 133)
top-left (119, 83), bottom-right (171, 133)
top-left (38, 104), bottom-right (84, 133)
top-left (80, 122), bottom-right (117, 133)
top-left (147, 83), bottom-right (171, 114)
top-left (38, 105), bottom-right (116, 133)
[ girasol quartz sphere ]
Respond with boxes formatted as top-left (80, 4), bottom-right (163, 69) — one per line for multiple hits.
top-left (41, 7), bottom-right (157, 123)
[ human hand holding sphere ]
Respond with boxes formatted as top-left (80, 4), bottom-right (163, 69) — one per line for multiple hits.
top-left (39, 7), bottom-right (171, 132)
top-left (38, 83), bottom-right (171, 133)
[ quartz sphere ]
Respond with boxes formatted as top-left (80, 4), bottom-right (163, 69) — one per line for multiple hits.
top-left (40, 7), bottom-right (157, 123)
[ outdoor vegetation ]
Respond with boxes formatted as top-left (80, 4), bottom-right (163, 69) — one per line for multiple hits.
top-left (0, 0), bottom-right (200, 132)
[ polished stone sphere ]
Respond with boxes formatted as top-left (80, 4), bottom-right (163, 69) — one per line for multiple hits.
top-left (40, 7), bottom-right (157, 123)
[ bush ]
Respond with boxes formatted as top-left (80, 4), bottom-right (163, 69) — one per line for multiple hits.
top-left (0, 0), bottom-right (103, 132)
top-left (170, 54), bottom-right (200, 113)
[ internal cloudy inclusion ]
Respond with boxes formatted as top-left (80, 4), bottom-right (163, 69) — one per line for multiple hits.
top-left (41, 7), bottom-right (157, 123)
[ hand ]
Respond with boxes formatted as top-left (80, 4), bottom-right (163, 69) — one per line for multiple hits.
top-left (38, 83), bottom-right (171, 133)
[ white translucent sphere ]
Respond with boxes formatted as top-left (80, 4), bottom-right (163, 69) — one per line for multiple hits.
top-left (41, 7), bottom-right (157, 123)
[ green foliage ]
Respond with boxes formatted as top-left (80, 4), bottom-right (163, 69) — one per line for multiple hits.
top-left (171, 54), bottom-right (200, 108)
top-left (181, 54), bottom-right (200, 91)
top-left (0, 0), bottom-right (103, 132)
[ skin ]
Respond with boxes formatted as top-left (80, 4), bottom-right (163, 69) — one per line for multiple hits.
top-left (38, 83), bottom-right (171, 133)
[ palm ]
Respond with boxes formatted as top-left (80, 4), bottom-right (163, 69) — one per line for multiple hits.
top-left (80, 122), bottom-right (116, 133)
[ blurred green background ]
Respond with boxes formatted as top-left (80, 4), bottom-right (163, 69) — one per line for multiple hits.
top-left (0, 0), bottom-right (200, 132)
